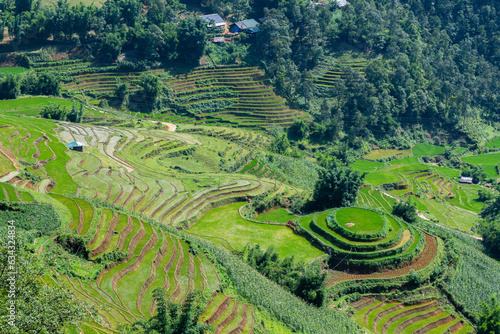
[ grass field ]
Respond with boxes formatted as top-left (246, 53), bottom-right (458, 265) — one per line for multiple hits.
top-left (189, 202), bottom-right (323, 263)
top-left (0, 96), bottom-right (76, 116)
top-left (255, 208), bottom-right (299, 223)
top-left (461, 152), bottom-right (500, 165)
top-left (364, 171), bottom-right (402, 185)
top-left (0, 67), bottom-right (29, 74)
top-left (485, 137), bottom-right (500, 149)
top-left (349, 160), bottom-right (384, 172)
top-left (412, 143), bottom-right (446, 157)
top-left (461, 153), bottom-right (500, 178)
top-left (335, 208), bottom-right (385, 235)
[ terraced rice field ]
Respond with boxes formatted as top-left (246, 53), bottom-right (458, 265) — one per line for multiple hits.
top-left (350, 297), bottom-right (472, 334)
top-left (28, 57), bottom-right (306, 129)
top-left (32, 192), bottom-right (258, 333)
top-left (314, 58), bottom-right (372, 86)
top-left (365, 149), bottom-right (411, 160)
top-left (0, 116), bottom-right (279, 228)
top-left (166, 66), bottom-right (307, 128)
top-left (350, 157), bottom-right (482, 231)
top-left (201, 293), bottom-right (255, 334)
top-left (0, 114), bottom-right (309, 332)
top-left (299, 208), bottom-right (429, 273)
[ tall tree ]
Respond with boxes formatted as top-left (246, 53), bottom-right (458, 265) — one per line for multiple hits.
top-left (311, 162), bottom-right (365, 210)
top-left (131, 288), bottom-right (213, 334)
top-left (176, 18), bottom-right (208, 64)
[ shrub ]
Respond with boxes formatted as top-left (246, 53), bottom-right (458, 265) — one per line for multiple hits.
top-left (56, 234), bottom-right (90, 259)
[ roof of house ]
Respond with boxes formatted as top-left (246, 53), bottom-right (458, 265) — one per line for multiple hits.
top-left (213, 36), bottom-right (225, 43)
top-left (336, 0), bottom-right (348, 7)
top-left (245, 27), bottom-right (261, 33)
top-left (200, 14), bottom-right (226, 27)
top-left (459, 176), bottom-right (473, 183)
top-left (234, 22), bottom-right (246, 29)
top-left (66, 141), bottom-right (86, 148)
top-left (241, 19), bottom-right (259, 29)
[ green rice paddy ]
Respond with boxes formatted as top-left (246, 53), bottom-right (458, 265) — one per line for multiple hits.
top-left (255, 208), bottom-right (299, 223)
top-left (412, 143), bottom-right (446, 157)
top-left (335, 207), bottom-right (385, 235)
top-left (0, 67), bottom-right (28, 74)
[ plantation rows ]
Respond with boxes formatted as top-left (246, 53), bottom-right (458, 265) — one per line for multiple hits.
top-left (165, 66), bottom-right (306, 129)
top-left (446, 242), bottom-right (500, 318)
top-left (28, 57), bottom-right (306, 129)
top-left (0, 117), bottom-right (276, 229)
top-left (314, 59), bottom-right (371, 87)
top-left (350, 297), bottom-right (472, 334)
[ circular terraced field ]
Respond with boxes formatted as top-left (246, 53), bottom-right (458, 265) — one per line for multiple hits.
top-left (300, 207), bottom-right (426, 273)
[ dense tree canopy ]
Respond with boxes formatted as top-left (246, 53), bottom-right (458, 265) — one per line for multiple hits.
top-left (479, 195), bottom-right (500, 257)
top-left (477, 295), bottom-right (500, 334)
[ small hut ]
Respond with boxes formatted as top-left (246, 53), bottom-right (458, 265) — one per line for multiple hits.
top-left (459, 176), bottom-right (473, 184)
top-left (66, 141), bottom-right (86, 152)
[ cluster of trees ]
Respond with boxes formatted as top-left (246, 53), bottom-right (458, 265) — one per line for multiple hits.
top-left (245, 244), bottom-right (326, 307)
top-left (461, 164), bottom-right (489, 184)
top-left (287, 118), bottom-right (340, 143)
top-left (310, 162), bottom-right (365, 211)
top-left (0, 0), bottom-right (208, 64)
top-left (250, 0), bottom-right (500, 144)
top-left (40, 102), bottom-right (83, 122)
top-left (56, 233), bottom-right (90, 259)
top-left (479, 196), bottom-right (500, 258)
top-left (392, 199), bottom-right (418, 224)
top-left (0, 71), bottom-right (60, 100)
top-left (122, 289), bottom-right (212, 334)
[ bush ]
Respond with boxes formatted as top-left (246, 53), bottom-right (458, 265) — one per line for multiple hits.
top-left (56, 234), bottom-right (90, 259)
top-left (392, 199), bottom-right (418, 224)
top-left (40, 103), bottom-right (68, 121)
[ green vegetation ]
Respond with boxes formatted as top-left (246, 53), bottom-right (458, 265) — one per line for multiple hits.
top-left (311, 163), bottom-right (365, 211)
top-left (0, 67), bottom-right (28, 74)
top-left (190, 203), bottom-right (323, 263)
top-left (0, 201), bottom-right (61, 233)
top-left (364, 171), bottom-right (401, 185)
top-left (245, 244), bottom-right (326, 307)
top-left (335, 207), bottom-right (385, 235)
top-left (477, 296), bottom-right (500, 334)
top-left (349, 160), bottom-right (384, 172)
top-left (0, 0), bottom-right (499, 331)
top-left (256, 208), bottom-right (298, 223)
top-left (412, 144), bottom-right (446, 157)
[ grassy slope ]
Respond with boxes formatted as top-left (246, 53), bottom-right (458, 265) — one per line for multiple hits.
top-left (189, 202), bottom-right (323, 263)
